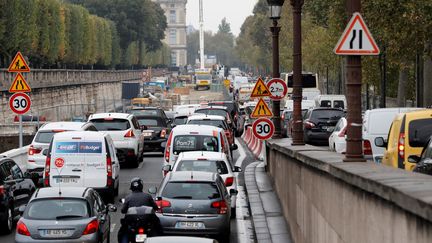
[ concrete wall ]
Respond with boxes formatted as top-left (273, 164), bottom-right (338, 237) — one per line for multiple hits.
top-left (266, 139), bottom-right (432, 243)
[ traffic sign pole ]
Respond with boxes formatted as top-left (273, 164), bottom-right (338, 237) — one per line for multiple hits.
top-left (19, 115), bottom-right (22, 148)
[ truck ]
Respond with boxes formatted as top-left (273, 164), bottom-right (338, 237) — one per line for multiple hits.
top-left (194, 69), bottom-right (212, 90)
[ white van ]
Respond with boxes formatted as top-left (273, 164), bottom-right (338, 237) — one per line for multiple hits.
top-left (314, 95), bottom-right (346, 109)
top-left (284, 100), bottom-right (315, 111)
top-left (233, 76), bottom-right (249, 92)
top-left (44, 131), bottom-right (120, 198)
top-left (363, 107), bottom-right (422, 163)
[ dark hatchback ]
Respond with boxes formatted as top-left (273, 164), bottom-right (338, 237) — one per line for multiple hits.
top-left (207, 101), bottom-right (244, 136)
top-left (0, 156), bottom-right (36, 234)
top-left (303, 108), bottom-right (345, 144)
top-left (136, 115), bottom-right (172, 152)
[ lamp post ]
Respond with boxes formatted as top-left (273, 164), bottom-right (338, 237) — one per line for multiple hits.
top-left (290, 0), bottom-right (304, 145)
top-left (267, 0), bottom-right (284, 138)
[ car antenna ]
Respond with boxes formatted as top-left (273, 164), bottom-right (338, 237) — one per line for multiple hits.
top-left (191, 171), bottom-right (194, 180)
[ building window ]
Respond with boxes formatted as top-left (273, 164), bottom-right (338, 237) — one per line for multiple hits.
top-left (169, 29), bottom-right (177, 44)
top-left (171, 51), bottom-right (177, 66)
top-left (169, 10), bottom-right (176, 23)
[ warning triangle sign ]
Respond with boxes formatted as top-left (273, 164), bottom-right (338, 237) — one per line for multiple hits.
top-left (251, 98), bottom-right (273, 118)
top-left (8, 52), bottom-right (30, 72)
top-left (334, 12), bottom-right (380, 56)
top-left (250, 78), bottom-right (271, 98)
top-left (9, 73), bottom-right (31, 93)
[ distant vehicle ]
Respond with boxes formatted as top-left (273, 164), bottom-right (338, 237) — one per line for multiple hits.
top-left (362, 108), bottom-right (423, 163)
top-left (281, 109), bottom-right (308, 138)
top-left (131, 98), bottom-right (152, 109)
top-left (303, 108), bottom-right (345, 145)
top-left (282, 72), bottom-right (318, 95)
top-left (229, 67), bottom-right (241, 77)
top-left (328, 117), bottom-right (347, 154)
top-left (174, 104), bottom-right (201, 116)
top-left (14, 115), bottom-right (46, 122)
top-left (0, 157), bottom-right (36, 234)
top-left (194, 106), bottom-right (234, 131)
top-left (172, 114), bottom-right (189, 127)
top-left (187, 115), bottom-right (234, 145)
top-left (194, 70), bottom-right (212, 90)
top-left (314, 95), bottom-right (346, 109)
top-left (284, 100), bottom-right (315, 111)
top-left (143, 236), bottom-right (218, 243)
top-left (238, 83), bottom-right (254, 102)
top-left (129, 107), bottom-right (169, 121)
top-left (45, 131), bottom-right (120, 198)
top-left (243, 101), bottom-right (258, 129)
top-left (15, 187), bottom-right (116, 243)
top-left (232, 76), bottom-right (248, 94)
top-left (207, 101), bottom-right (244, 137)
top-left (135, 115), bottom-right (172, 153)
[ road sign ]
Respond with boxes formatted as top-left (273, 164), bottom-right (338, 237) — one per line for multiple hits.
top-left (9, 73), bottom-right (31, 93)
top-left (252, 118), bottom-right (275, 140)
top-left (8, 52), bottom-right (31, 72)
top-left (224, 79), bottom-right (231, 88)
top-left (334, 12), bottom-right (380, 55)
top-left (55, 158), bottom-right (65, 168)
top-left (267, 78), bottom-right (287, 100)
top-left (9, 92), bottom-right (31, 114)
top-left (250, 78), bottom-right (271, 98)
top-left (251, 98), bottom-right (273, 118)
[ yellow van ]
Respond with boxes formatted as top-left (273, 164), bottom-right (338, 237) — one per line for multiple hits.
top-left (378, 109), bottom-right (432, 171)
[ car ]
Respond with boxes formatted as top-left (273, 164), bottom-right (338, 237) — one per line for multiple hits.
top-left (135, 115), bottom-right (172, 153)
top-left (376, 109), bottom-right (432, 171)
top-left (174, 104), bottom-right (201, 117)
top-left (172, 114), bottom-right (189, 127)
top-left (186, 115), bottom-right (234, 145)
top-left (163, 124), bottom-right (236, 167)
top-left (328, 117), bottom-right (347, 154)
top-left (281, 109), bottom-right (308, 138)
top-left (243, 101), bottom-right (258, 129)
top-left (150, 171), bottom-right (236, 242)
top-left (314, 95), bottom-right (347, 109)
top-left (27, 122), bottom-right (98, 184)
top-left (44, 131), bottom-right (120, 200)
top-left (129, 107), bottom-right (170, 122)
top-left (0, 157), bottom-right (36, 234)
top-left (194, 106), bottom-right (234, 130)
top-left (15, 187), bottom-right (117, 243)
top-left (143, 236), bottom-right (218, 243)
top-left (162, 151), bottom-right (242, 218)
top-left (207, 101), bottom-right (244, 136)
top-left (362, 108), bottom-right (422, 163)
top-left (303, 108), bottom-right (345, 145)
top-left (88, 113), bottom-right (144, 167)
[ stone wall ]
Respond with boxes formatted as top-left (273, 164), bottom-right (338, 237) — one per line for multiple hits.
top-left (266, 139), bottom-right (432, 243)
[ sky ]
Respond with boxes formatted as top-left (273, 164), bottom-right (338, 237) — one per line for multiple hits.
top-left (186, 0), bottom-right (258, 37)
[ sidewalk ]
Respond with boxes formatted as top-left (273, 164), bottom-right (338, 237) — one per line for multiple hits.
top-left (244, 162), bottom-right (293, 243)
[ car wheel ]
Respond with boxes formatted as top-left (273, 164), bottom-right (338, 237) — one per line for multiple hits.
top-left (114, 183), bottom-right (119, 196)
top-left (0, 207), bottom-right (13, 234)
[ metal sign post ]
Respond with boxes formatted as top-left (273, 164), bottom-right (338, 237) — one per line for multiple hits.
top-left (19, 115), bottom-right (22, 148)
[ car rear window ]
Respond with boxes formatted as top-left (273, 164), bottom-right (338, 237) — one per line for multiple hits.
top-left (173, 135), bottom-right (219, 155)
top-left (334, 100), bottom-right (345, 109)
top-left (188, 120), bottom-right (227, 129)
top-left (176, 160), bottom-right (228, 174)
top-left (137, 117), bottom-right (165, 127)
top-left (311, 110), bottom-right (344, 120)
top-left (162, 182), bottom-right (220, 200)
top-left (209, 103), bottom-right (235, 114)
top-left (25, 199), bottom-right (89, 220)
top-left (173, 117), bottom-right (188, 125)
top-left (91, 118), bottom-right (130, 131)
top-left (195, 109), bottom-right (228, 118)
top-left (35, 131), bottom-right (57, 143)
top-left (320, 100), bottom-right (332, 107)
top-left (130, 110), bottom-right (160, 116)
top-left (408, 118), bottom-right (432, 147)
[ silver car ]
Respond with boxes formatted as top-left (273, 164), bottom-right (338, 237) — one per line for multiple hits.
top-left (150, 171), bottom-right (236, 242)
top-left (15, 187), bottom-right (116, 243)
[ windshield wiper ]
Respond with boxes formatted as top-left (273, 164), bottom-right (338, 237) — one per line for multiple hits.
top-left (56, 215), bottom-right (85, 220)
top-left (172, 196), bottom-right (193, 199)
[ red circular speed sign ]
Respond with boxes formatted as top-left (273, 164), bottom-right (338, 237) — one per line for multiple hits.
top-left (55, 158), bottom-right (65, 168)
top-left (9, 92), bottom-right (31, 114)
top-left (267, 78), bottom-right (287, 100)
top-left (252, 118), bottom-right (275, 140)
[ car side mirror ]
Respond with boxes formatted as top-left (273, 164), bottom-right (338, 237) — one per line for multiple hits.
top-left (408, 155), bottom-right (421, 164)
top-left (230, 144), bottom-right (238, 151)
top-left (148, 187), bottom-right (157, 194)
top-left (141, 125), bottom-right (148, 131)
top-left (119, 198), bottom-right (125, 204)
top-left (374, 137), bottom-right (387, 147)
top-left (234, 166), bottom-right (242, 172)
top-left (42, 150), bottom-right (48, 156)
top-left (18, 205), bottom-right (26, 215)
top-left (229, 189), bottom-right (238, 196)
top-left (171, 123), bottom-right (176, 128)
top-left (107, 204), bottom-right (117, 212)
top-left (162, 165), bottom-right (171, 172)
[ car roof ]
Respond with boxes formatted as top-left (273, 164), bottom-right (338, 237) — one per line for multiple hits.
top-left (311, 107), bottom-right (344, 111)
top-left (196, 106), bottom-right (228, 111)
top-left (187, 115), bottom-right (225, 121)
top-left (53, 131), bottom-right (106, 140)
top-left (89, 113), bottom-right (132, 119)
top-left (32, 187), bottom-right (91, 200)
top-left (172, 124), bottom-right (223, 134)
top-left (39, 122), bottom-right (87, 131)
top-left (145, 236), bottom-right (216, 243)
top-left (178, 151), bottom-right (227, 161)
top-left (167, 171), bottom-right (218, 182)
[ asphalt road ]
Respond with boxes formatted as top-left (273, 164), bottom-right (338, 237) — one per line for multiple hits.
top-left (0, 139), bottom-right (255, 243)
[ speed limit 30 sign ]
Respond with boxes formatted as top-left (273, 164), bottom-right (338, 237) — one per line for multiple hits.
top-left (9, 92), bottom-right (31, 114)
top-left (252, 118), bottom-right (275, 140)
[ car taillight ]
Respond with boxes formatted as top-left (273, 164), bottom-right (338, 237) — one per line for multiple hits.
top-left (304, 120), bottom-right (315, 129)
top-left (211, 200), bottom-right (228, 214)
top-left (225, 177), bottom-right (234, 187)
top-left (155, 199), bottom-right (171, 213)
top-left (83, 219), bottom-right (99, 235)
top-left (165, 132), bottom-right (173, 163)
top-left (44, 156), bottom-right (51, 187)
top-left (138, 228), bottom-right (145, 234)
top-left (338, 127), bottom-right (347, 137)
top-left (17, 220), bottom-right (30, 236)
top-left (0, 186), bottom-right (5, 197)
top-left (398, 133), bottom-right (405, 159)
top-left (124, 129), bottom-right (135, 138)
top-left (363, 140), bottom-right (372, 156)
top-left (28, 145), bottom-right (42, 155)
top-left (160, 129), bottom-right (167, 138)
top-left (107, 157), bottom-right (113, 187)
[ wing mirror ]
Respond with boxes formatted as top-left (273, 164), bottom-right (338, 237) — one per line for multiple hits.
top-left (148, 187), bottom-right (157, 194)
top-left (42, 150), bottom-right (48, 156)
top-left (234, 166), bottom-right (242, 172)
top-left (18, 205), bottom-right (26, 215)
top-left (374, 137), bottom-right (387, 148)
top-left (107, 204), bottom-right (117, 212)
top-left (229, 189), bottom-right (238, 196)
top-left (119, 198), bottom-right (125, 204)
top-left (408, 155), bottom-right (421, 164)
top-left (230, 144), bottom-right (238, 151)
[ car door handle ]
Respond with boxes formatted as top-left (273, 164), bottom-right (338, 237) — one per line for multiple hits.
top-left (72, 169), bottom-right (82, 172)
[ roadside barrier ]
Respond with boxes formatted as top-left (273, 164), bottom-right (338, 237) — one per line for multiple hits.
top-left (243, 127), bottom-right (252, 143)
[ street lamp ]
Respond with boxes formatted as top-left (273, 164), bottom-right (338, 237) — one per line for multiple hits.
top-left (267, 0), bottom-right (284, 138)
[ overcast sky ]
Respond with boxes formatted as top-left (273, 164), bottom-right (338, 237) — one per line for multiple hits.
top-left (186, 0), bottom-right (258, 36)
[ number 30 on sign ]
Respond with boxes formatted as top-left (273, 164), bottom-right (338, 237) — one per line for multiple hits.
top-left (252, 118), bottom-right (275, 140)
top-left (9, 92), bottom-right (31, 115)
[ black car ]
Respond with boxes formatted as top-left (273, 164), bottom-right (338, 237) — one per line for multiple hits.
top-left (208, 101), bottom-right (244, 137)
top-left (303, 108), bottom-right (345, 145)
top-left (136, 115), bottom-right (172, 152)
top-left (410, 137), bottom-right (432, 175)
top-left (129, 107), bottom-right (170, 122)
top-left (0, 156), bottom-right (36, 234)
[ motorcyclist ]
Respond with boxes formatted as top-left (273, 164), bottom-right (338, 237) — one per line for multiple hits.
top-left (118, 177), bottom-right (160, 243)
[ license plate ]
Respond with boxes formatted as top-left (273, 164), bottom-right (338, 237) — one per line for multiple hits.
top-left (175, 221), bottom-right (205, 229)
top-left (55, 178), bottom-right (78, 183)
top-left (43, 229), bottom-right (70, 237)
top-left (135, 234), bottom-right (147, 242)
top-left (143, 132), bottom-right (152, 137)
top-left (322, 126), bottom-right (328, 130)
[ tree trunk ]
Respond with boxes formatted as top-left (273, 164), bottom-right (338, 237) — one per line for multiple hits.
top-left (424, 42), bottom-right (432, 107)
top-left (397, 68), bottom-right (408, 106)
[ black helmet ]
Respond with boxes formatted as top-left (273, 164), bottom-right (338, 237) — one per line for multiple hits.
top-left (130, 177), bottom-right (143, 192)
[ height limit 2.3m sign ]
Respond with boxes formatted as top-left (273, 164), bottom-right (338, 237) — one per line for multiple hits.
top-left (334, 12), bottom-right (380, 55)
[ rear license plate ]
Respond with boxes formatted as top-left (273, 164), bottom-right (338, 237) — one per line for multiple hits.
top-left (56, 178), bottom-right (79, 183)
top-left (135, 234), bottom-right (147, 242)
top-left (143, 132), bottom-right (152, 137)
top-left (43, 229), bottom-right (71, 237)
top-left (175, 221), bottom-right (205, 229)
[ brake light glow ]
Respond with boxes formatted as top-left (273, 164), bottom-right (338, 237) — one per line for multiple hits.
top-left (104, 117), bottom-right (114, 121)
top-left (16, 220), bottom-right (30, 236)
top-left (155, 199), bottom-right (171, 213)
top-left (363, 140), bottom-right (372, 156)
top-left (160, 129), bottom-right (167, 138)
top-left (0, 186), bottom-right (5, 197)
top-left (124, 129), bottom-right (135, 138)
top-left (211, 200), bottom-right (228, 214)
top-left (28, 145), bottom-right (42, 155)
top-left (304, 120), bottom-right (315, 129)
top-left (398, 133), bottom-right (405, 159)
top-left (83, 219), bottom-right (99, 235)
top-left (165, 132), bottom-right (173, 163)
top-left (338, 127), bottom-right (347, 137)
top-left (225, 177), bottom-right (234, 187)
top-left (107, 156), bottom-right (113, 187)
top-left (52, 129), bottom-right (66, 133)
top-left (138, 228), bottom-right (145, 234)
top-left (44, 156), bottom-right (51, 187)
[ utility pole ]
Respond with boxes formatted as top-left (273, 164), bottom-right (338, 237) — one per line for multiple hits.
top-left (199, 0), bottom-right (205, 70)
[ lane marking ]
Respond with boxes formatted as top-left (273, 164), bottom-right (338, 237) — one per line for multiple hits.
top-left (139, 160), bottom-right (144, 169)
top-left (235, 138), bottom-right (246, 167)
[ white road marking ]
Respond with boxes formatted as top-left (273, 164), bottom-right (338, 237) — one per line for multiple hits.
top-left (235, 138), bottom-right (246, 167)
top-left (139, 160), bottom-right (144, 169)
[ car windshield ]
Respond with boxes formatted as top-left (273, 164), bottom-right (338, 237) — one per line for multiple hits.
top-left (195, 109), bottom-right (228, 118)
top-left (173, 117), bottom-right (188, 125)
top-left (173, 135), bottom-right (219, 154)
top-left (408, 118), bottom-right (432, 147)
top-left (311, 110), bottom-right (344, 120)
top-left (188, 119), bottom-right (227, 129)
top-left (137, 117), bottom-right (165, 127)
top-left (196, 74), bottom-right (212, 80)
top-left (25, 199), bottom-right (89, 220)
top-left (91, 118), bottom-right (130, 131)
top-left (162, 182), bottom-right (220, 200)
top-left (176, 160), bottom-right (228, 174)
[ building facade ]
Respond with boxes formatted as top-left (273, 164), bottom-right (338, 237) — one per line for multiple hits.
top-left (153, 0), bottom-right (188, 67)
